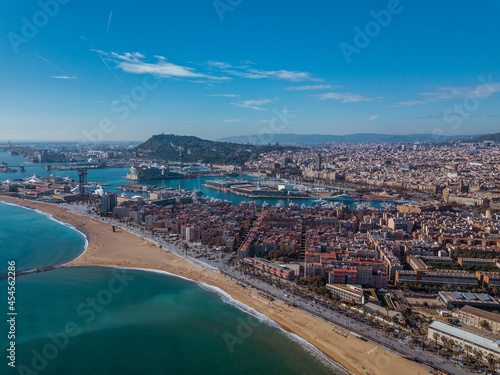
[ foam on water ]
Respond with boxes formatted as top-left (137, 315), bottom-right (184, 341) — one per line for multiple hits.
top-left (0, 201), bottom-right (349, 373)
top-left (112, 266), bottom-right (352, 375)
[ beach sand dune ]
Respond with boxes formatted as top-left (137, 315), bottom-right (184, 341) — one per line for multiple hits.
top-left (1, 197), bottom-right (430, 375)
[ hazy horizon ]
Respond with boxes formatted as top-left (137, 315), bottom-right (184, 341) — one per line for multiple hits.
top-left (0, 130), bottom-right (489, 144)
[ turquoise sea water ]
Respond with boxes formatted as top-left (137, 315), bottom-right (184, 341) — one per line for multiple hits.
top-left (0, 202), bottom-right (86, 272)
top-left (0, 203), bottom-right (339, 374)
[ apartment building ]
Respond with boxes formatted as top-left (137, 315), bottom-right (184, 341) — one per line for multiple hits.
top-left (457, 306), bottom-right (500, 333)
top-left (428, 321), bottom-right (500, 358)
top-left (326, 284), bottom-right (365, 304)
top-left (328, 268), bottom-right (357, 285)
top-left (245, 257), bottom-right (296, 280)
top-left (396, 269), bottom-right (479, 288)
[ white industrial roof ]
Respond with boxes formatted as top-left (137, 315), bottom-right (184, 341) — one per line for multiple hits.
top-left (429, 321), bottom-right (500, 353)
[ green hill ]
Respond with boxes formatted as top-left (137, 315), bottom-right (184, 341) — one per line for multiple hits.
top-left (135, 134), bottom-right (284, 165)
top-left (462, 132), bottom-right (500, 143)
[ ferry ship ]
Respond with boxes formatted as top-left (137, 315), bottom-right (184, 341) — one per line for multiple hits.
top-left (124, 166), bottom-right (184, 181)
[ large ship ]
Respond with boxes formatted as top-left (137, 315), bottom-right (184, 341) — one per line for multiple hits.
top-left (361, 194), bottom-right (398, 200)
top-left (326, 193), bottom-right (355, 201)
top-left (124, 166), bottom-right (184, 181)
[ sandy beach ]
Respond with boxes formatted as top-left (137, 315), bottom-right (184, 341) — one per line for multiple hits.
top-left (1, 196), bottom-right (430, 375)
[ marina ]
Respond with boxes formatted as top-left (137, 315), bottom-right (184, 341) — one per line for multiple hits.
top-left (0, 153), bottom-right (400, 209)
top-left (203, 178), bottom-right (317, 199)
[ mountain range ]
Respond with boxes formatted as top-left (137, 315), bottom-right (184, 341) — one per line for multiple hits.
top-left (217, 133), bottom-right (484, 145)
top-left (462, 132), bottom-right (500, 143)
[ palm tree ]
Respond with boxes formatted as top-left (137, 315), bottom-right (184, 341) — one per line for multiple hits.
top-left (475, 358), bottom-right (483, 370)
top-left (480, 320), bottom-right (491, 331)
top-left (444, 339), bottom-right (454, 357)
top-left (410, 334), bottom-right (417, 347)
top-left (465, 354), bottom-right (474, 369)
top-left (382, 323), bottom-right (389, 336)
top-left (433, 332), bottom-right (439, 346)
top-left (476, 350), bottom-right (484, 370)
top-left (487, 353), bottom-right (495, 365)
top-left (440, 334), bottom-right (448, 345)
top-left (465, 344), bottom-right (472, 356)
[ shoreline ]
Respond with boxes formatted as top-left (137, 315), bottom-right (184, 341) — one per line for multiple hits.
top-left (0, 200), bottom-right (91, 254)
top-left (0, 196), bottom-right (430, 375)
top-left (94, 264), bottom-right (348, 373)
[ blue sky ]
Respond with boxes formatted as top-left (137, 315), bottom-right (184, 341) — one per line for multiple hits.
top-left (1, 0), bottom-right (499, 142)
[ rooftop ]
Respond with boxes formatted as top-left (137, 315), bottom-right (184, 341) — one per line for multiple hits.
top-left (429, 320), bottom-right (500, 353)
top-left (460, 305), bottom-right (500, 324)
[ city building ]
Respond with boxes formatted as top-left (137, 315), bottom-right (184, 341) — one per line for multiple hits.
top-left (328, 268), bottom-right (357, 285)
top-left (185, 226), bottom-right (201, 242)
top-left (314, 153), bottom-right (322, 171)
top-left (396, 269), bottom-right (479, 288)
top-left (244, 257), bottom-right (296, 280)
top-left (438, 291), bottom-right (500, 311)
top-left (428, 321), bottom-right (500, 358)
top-left (326, 284), bottom-right (365, 304)
top-left (102, 192), bottom-right (117, 213)
top-left (457, 306), bottom-right (500, 333)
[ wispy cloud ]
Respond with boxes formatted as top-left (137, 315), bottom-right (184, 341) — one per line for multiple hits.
top-left (231, 68), bottom-right (318, 82)
top-left (110, 51), bottom-right (145, 62)
top-left (387, 100), bottom-right (424, 108)
top-left (34, 53), bottom-right (77, 80)
top-left (414, 113), bottom-right (500, 120)
top-left (223, 119), bottom-right (246, 123)
top-left (421, 84), bottom-right (500, 101)
top-left (97, 53), bottom-right (320, 83)
top-left (117, 61), bottom-right (223, 79)
top-left (205, 61), bottom-right (318, 82)
top-left (365, 115), bottom-right (378, 121)
top-left (316, 92), bottom-right (381, 103)
top-left (51, 75), bottom-right (77, 79)
top-left (231, 99), bottom-right (274, 111)
top-left (206, 61), bottom-right (233, 69)
top-left (286, 84), bottom-right (341, 91)
top-left (388, 81), bottom-right (500, 108)
top-left (208, 93), bottom-right (240, 97)
top-left (98, 51), bottom-right (228, 80)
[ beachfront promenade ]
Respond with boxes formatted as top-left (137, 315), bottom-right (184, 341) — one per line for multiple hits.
top-left (0, 196), bottom-right (468, 375)
top-left (68, 206), bottom-right (470, 375)
top-left (211, 263), bottom-right (469, 375)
